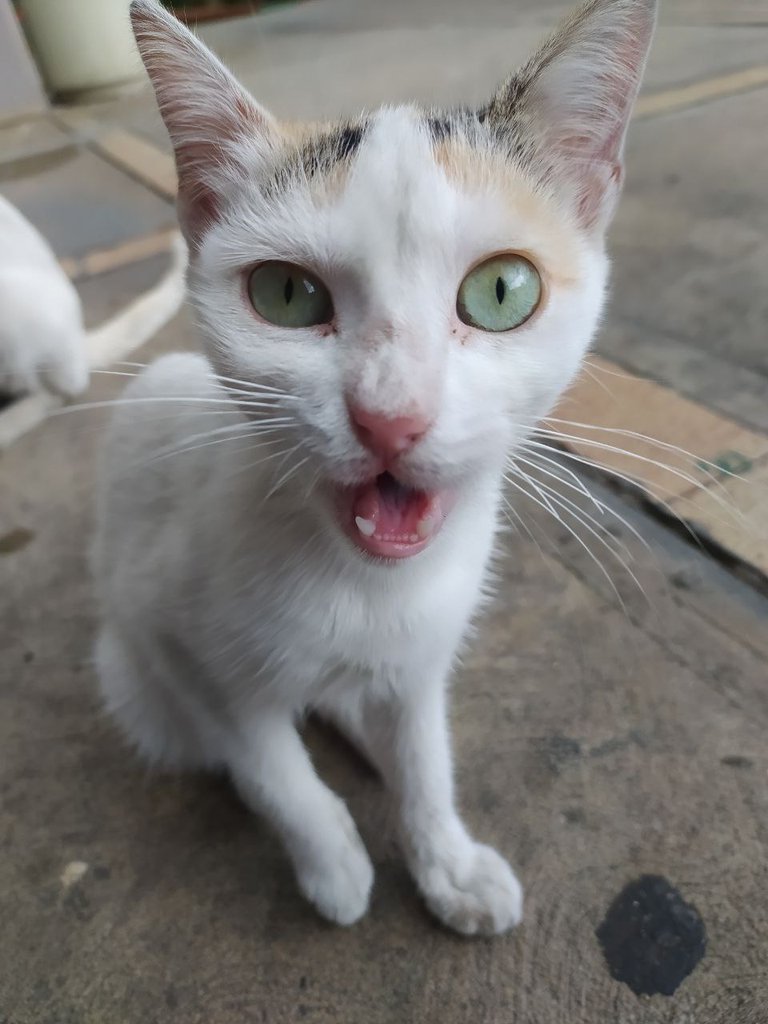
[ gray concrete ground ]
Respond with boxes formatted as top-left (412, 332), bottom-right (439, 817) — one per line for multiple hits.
top-left (1, 0), bottom-right (767, 1021)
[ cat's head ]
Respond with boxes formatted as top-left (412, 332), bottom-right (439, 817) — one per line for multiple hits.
top-left (131, 0), bottom-right (656, 561)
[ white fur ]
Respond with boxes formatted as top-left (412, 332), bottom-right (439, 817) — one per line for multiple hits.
top-left (0, 193), bottom-right (88, 398)
top-left (0, 195), bottom-right (187, 407)
top-left (93, 0), bottom-right (655, 933)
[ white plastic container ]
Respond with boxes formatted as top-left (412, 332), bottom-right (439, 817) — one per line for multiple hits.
top-left (18, 0), bottom-right (142, 97)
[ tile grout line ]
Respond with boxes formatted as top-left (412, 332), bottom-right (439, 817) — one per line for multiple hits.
top-left (59, 227), bottom-right (178, 282)
top-left (634, 65), bottom-right (768, 120)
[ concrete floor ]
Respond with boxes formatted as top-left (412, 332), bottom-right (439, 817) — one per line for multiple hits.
top-left (1, 0), bottom-right (767, 1020)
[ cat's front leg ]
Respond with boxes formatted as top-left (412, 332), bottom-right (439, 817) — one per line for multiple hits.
top-left (388, 674), bottom-right (523, 936)
top-left (228, 712), bottom-right (373, 925)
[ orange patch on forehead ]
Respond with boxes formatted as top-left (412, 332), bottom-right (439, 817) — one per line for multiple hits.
top-left (433, 136), bottom-right (585, 289)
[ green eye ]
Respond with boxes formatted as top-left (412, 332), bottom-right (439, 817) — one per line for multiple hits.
top-left (457, 254), bottom-right (541, 332)
top-left (247, 261), bottom-right (333, 328)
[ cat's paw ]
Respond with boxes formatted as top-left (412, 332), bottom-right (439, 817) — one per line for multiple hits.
top-left (295, 810), bottom-right (374, 926)
top-left (418, 841), bottom-right (523, 936)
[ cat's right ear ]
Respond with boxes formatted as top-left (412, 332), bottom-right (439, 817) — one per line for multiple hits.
top-left (130, 0), bottom-right (279, 248)
top-left (486, 0), bottom-right (657, 233)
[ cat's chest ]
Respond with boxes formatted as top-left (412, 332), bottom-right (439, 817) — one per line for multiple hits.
top-left (228, 546), bottom-right (482, 683)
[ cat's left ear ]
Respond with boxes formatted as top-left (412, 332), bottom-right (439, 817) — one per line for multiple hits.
top-left (130, 0), bottom-right (279, 247)
top-left (487, 0), bottom-right (657, 233)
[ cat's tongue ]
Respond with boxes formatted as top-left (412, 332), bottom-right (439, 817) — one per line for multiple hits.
top-left (349, 473), bottom-right (443, 559)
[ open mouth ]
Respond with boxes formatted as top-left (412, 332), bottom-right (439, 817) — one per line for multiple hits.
top-left (337, 471), bottom-right (447, 560)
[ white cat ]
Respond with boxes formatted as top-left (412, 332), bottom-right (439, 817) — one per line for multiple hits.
top-left (94, 0), bottom-right (656, 934)
top-left (0, 193), bottom-right (89, 399)
top-left (0, 191), bottom-right (187, 436)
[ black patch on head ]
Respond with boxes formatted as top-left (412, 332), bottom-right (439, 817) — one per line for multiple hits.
top-left (300, 121), bottom-right (367, 178)
top-left (596, 875), bottom-right (707, 997)
top-left (266, 120), bottom-right (368, 195)
top-left (427, 115), bottom-right (453, 142)
top-left (423, 104), bottom-right (533, 170)
top-left (334, 124), bottom-right (364, 161)
top-left (425, 107), bottom-right (485, 144)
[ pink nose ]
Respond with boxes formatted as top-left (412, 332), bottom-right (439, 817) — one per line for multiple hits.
top-left (348, 403), bottom-right (431, 462)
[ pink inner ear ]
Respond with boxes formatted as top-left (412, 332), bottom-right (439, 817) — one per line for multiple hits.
top-left (177, 179), bottom-right (219, 248)
top-left (512, 1), bottom-right (656, 231)
top-left (575, 161), bottom-right (623, 229)
top-left (130, 2), bottom-right (277, 249)
top-left (167, 97), bottom-right (273, 248)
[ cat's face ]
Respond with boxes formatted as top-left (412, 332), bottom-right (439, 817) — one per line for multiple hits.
top-left (131, 0), bottom-right (656, 561)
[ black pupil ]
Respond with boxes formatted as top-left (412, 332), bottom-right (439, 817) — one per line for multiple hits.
top-left (495, 276), bottom-right (505, 304)
top-left (284, 276), bottom-right (294, 304)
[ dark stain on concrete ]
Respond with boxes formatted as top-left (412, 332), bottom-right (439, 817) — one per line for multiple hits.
top-left (721, 754), bottom-right (753, 769)
top-left (589, 730), bottom-right (646, 759)
top-left (669, 569), bottom-right (700, 592)
top-left (596, 875), bottom-right (707, 997)
top-left (561, 806), bottom-right (585, 825)
top-left (0, 527), bottom-right (35, 555)
top-left (540, 734), bottom-right (582, 774)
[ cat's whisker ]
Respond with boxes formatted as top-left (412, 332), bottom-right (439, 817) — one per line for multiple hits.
top-left (499, 494), bottom-right (557, 572)
top-left (580, 360), bottom-right (636, 382)
top-left (503, 468), bottom-right (627, 611)
top-left (513, 448), bottom-right (653, 555)
top-left (262, 454), bottom-right (312, 502)
top-left (514, 443), bottom-right (603, 512)
top-left (516, 470), bottom-right (642, 584)
top-left (50, 396), bottom-right (258, 416)
top-left (89, 367), bottom-right (294, 410)
top-left (507, 460), bottom-right (629, 561)
top-left (235, 441), bottom-right (305, 476)
top-left (144, 421), bottom-right (295, 465)
top-left (508, 462), bottom-right (632, 568)
top-left (508, 461), bottom-right (563, 522)
top-left (577, 360), bottom-right (618, 398)
top-left (525, 438), bottom-right (735, 540)
top-left (530, 429), bottom-right (743, 525)
top-left (108, 360), bottom-right (297, 401)
top-left (543, 415), bottom-right (749, 483)
top-left (89, 368), bottom-right (144, 379)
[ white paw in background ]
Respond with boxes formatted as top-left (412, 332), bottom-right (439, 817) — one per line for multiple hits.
top-left (418, 840), bottom-right (523, 936)
top-left (295, 802), bottom-right (374, 927)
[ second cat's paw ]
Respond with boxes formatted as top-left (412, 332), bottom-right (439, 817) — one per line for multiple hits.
top-left (419, 841), bottom-right (523, 936)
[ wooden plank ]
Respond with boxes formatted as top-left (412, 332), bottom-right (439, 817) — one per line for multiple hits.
top-left (552, 356), bottom-right (768, 501)
top-left (668, 459), bottom-right (768, 574)
top-left (554, 357), bottom-right (768, 575)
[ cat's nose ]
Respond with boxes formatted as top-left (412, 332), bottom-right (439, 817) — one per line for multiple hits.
top-left (348, 403), bottom-right (431, 463)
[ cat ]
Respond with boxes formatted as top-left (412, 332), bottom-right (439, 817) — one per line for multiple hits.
top-left (0, 193), bottom-right (89, 400)
top-left (0, 190), bottom-right (187, 439)
top-left (93, 0), bottom-right (657, 934)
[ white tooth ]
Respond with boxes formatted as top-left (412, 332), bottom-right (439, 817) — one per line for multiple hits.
top-left (355, 516), bottom-right (376, 538)
top-left (416, 516), bottom-right (433, 539)
top-left (410, 534), bottom-right (419, 543)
